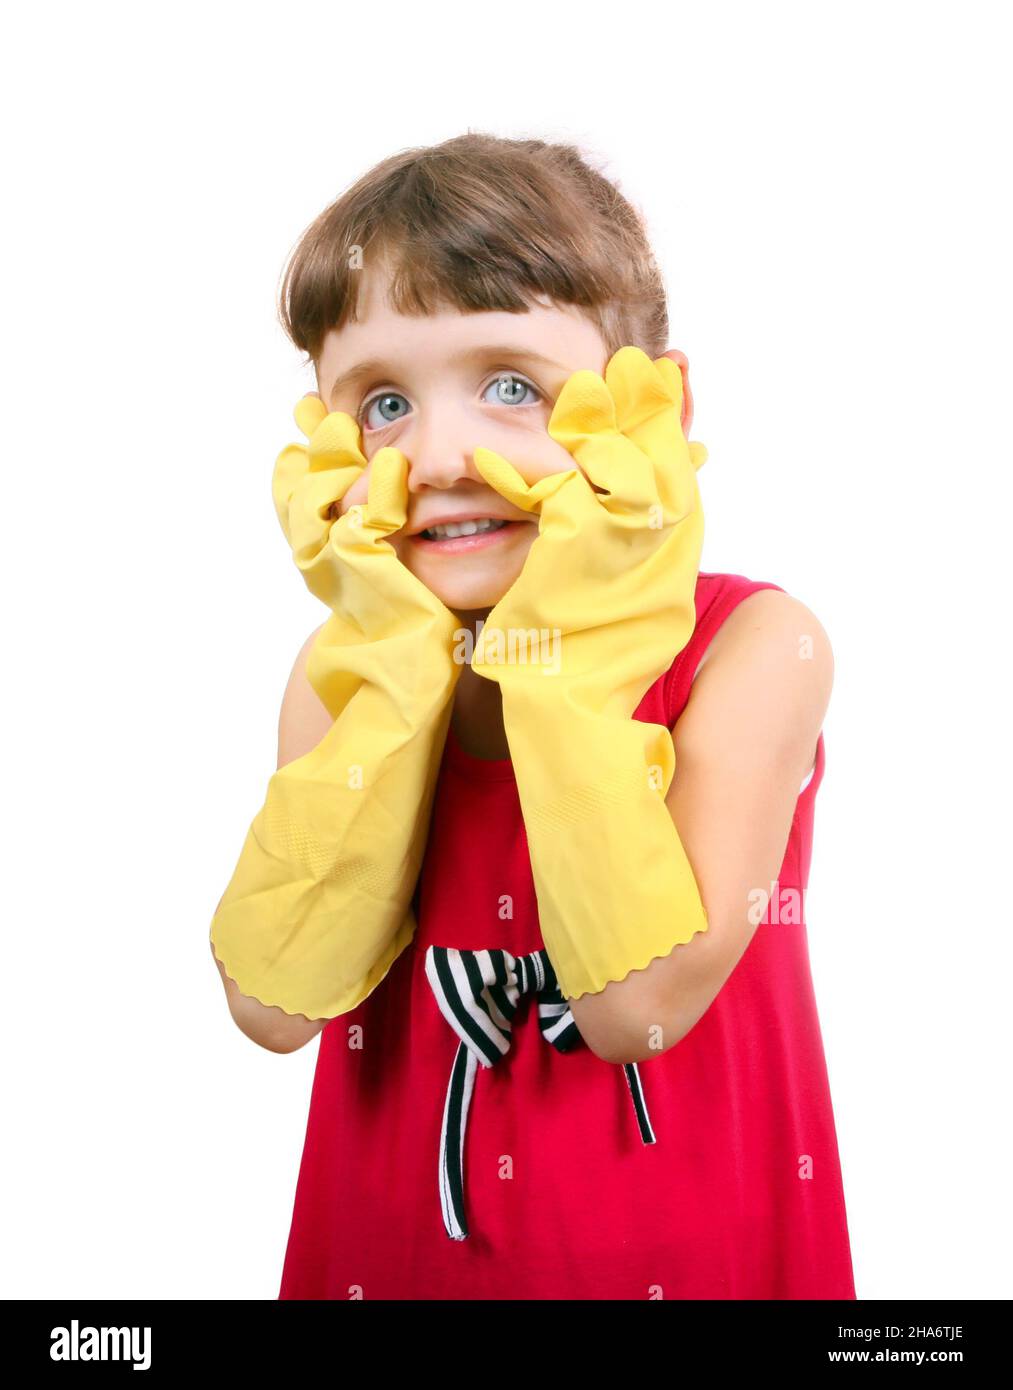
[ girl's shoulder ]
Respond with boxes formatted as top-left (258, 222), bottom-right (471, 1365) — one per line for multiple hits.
top-left (692, 577), bottom-right (833, 686)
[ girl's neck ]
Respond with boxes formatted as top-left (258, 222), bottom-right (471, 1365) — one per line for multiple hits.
top-left (451, 661), bottom-right (508, 760)
top-left (450, 610), bottom-right (510, 760)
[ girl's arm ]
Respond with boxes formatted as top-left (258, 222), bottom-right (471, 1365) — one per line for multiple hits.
top-left (568, 589), bottom-right (833, 1064)
top-left (210, 624), bottom-right (331, 1053)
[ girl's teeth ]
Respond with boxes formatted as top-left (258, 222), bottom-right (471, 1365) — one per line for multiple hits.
top-left (423, 518), bottom-right (508, 540)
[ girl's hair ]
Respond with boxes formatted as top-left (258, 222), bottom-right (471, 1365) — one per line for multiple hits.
top-left (277, 131), bottom-right (669, 366)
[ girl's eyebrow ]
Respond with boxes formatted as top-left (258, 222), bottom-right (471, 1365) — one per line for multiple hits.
top-left (327, 345), bottom-right (565, 407)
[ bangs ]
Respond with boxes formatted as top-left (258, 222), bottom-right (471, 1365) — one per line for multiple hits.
top-left (279, 133), bottom-right (668, 363)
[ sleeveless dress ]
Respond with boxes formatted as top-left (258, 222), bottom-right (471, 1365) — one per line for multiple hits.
top-left (277, 571), bottom-right (856, 1300)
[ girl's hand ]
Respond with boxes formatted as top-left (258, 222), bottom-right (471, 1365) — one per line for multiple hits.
top-left (470, 346), bottom-right (707, 694)
top-left (463, 348), bottom-right (712, 1004)
top-left (271, 394), bottom-right (464, 716)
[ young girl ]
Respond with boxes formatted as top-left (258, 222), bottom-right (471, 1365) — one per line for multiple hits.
top-left (210, 132), bottom-right (856, 1300)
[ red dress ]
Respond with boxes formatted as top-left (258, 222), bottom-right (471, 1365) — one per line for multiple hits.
top-left (278, 571), bottom-right (856, 1300)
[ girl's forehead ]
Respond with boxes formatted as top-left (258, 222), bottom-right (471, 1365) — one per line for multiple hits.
top-left (318, 289), bottom-right (608, 392)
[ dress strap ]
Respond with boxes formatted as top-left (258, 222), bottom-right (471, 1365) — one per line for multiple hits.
top-left (663, 573), bottom-right (788, 727)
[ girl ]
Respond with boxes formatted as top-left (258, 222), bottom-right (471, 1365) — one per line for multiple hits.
top-left (210, 131), bottom-right (856, 1300)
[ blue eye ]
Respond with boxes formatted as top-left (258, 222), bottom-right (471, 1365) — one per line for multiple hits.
top-left (359, 373), bottom-right (540, 430)
top-left (362, 392), bottom-right (411, 430)
top-left (482, 373), bottom-right (540, 407)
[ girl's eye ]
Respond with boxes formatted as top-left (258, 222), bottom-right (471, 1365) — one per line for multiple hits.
top-left (482, 373), bottom-right (540, 407)
top-left (361, 391), bottom-right (411, 431)
top-left (359, 373), bottom-right (540, 430)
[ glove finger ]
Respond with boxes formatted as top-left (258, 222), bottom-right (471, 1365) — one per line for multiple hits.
top-left (604, 348), bottom-right (705, 519)
top-left (546, 368), bottom-right (617, 456)
top-left (307, 409), bottom-right (371, 513)
top-left (306, 409), bottom-right (368, 475)
top-left (653, 357), bottom-right (707, 470)
top-left (473, 446), bottom-right (572, 513)
top-left (294, 393), bottom-right (329, 439)
top-left (273, 444), bottom-right (363, 552)
top-left (472, 445), bottom-right (535, 510)
top-left (606, 347), bottom-right (682, 439)
top-left (302, 469), bottom-right (400, 610)
top-left (271, 441), bottom-right (311, 543)
top-left (542, 363), bottom-right (655, 519)
top-left (273, 406), bottom-right (368, 550)
top-left (545, 365), bottom-right (664, 515)
top-left (573, 429), bottom-right (663, 521)
top-left (358, 446), bottom-right (411, 537)
top-left (322, 447), bottom-right (455, 625)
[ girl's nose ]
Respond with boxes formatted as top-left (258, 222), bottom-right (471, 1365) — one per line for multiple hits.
top-left (394, 403), bottom-right (480, 493)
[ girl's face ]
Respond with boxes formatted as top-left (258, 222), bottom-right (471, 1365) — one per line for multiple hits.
top-left (316, 264), bottom-right (690, 616)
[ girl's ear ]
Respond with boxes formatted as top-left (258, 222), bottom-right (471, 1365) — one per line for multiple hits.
top-left (660, 348), bottom-right (694, 436)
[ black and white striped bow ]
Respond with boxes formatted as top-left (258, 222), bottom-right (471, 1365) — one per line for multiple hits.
top-left (424, 945), bottom-right (656, 1241)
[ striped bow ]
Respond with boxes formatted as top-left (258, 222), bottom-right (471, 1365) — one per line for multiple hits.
top-left (424, 945), bottom-right (656, 1241)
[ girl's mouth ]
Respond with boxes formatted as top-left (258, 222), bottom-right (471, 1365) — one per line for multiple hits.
top-left (409, 518), bottom-right (528, 553)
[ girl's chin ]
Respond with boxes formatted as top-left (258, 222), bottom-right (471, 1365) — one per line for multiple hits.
top-left (411, 583), bottom-right (512, 614)
top-left (399, 543), bottom-right (533, 609)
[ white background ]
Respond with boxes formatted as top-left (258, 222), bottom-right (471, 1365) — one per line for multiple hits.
top-left (2, 0), bottom-right (1010, 1300)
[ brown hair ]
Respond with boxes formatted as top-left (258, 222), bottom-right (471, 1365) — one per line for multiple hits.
top-left (277, 131), bottom-right (669, 366)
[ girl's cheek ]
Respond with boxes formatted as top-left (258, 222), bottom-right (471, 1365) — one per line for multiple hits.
top-left (461, 409), bottom-right (568, 479)
top-left (479, 434), bottom-right (576, 481)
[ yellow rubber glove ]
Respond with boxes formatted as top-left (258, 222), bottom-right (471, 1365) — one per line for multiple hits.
top-left (210, 398), bottom-right (463, 1020)
top-left (470, 347), bottom-right (708, 1001)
